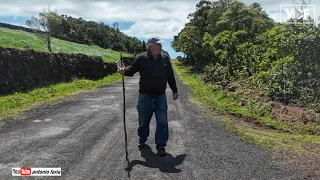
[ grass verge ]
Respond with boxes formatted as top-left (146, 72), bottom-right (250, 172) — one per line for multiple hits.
top-left (172, 60), bottom-right (320, 156)
top-left (0, 73), bottom-right (122, 124)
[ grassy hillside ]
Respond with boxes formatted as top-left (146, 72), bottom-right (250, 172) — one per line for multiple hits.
top-left (0, 26), bottom-right (133, 123)
top-left (0, 27), bottom-right (132, 62)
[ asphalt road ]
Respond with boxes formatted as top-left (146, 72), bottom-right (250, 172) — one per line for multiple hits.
top-left (0, 75), bottom-right (304, 180)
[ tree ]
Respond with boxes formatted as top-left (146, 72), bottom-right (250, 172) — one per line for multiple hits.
top-left (26, 7), bottom-right (61, 52)
top-left (172, 0), bottom-right (320, 110)
top-left (142, 41), bottom-right (146, 52)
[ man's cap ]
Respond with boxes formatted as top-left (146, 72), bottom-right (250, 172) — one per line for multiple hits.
top-left (147, 36), bottom-right (165, 45)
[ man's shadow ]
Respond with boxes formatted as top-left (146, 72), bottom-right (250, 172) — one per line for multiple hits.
top-left (125, 145), bottom-right (187, 173)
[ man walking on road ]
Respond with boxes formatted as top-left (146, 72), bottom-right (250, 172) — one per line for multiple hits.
top-left (118, 36), bottom-right (179, 156)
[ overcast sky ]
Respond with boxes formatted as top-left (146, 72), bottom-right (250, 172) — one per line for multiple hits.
top-left (0, 0), bottom-right (319, 58)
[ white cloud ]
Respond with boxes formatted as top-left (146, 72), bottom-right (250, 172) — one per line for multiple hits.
top-left (0, 0), bottom-right (319, 40)
top-left (122, 18), bottom-right (184, 39)
top-left (74, 1), bottom-right (197, 39)
top-left (0, 0), bottom-right (198, 39)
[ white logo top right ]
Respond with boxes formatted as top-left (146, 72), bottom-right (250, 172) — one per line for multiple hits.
top-left (280, 5), bottom-right (316, 24)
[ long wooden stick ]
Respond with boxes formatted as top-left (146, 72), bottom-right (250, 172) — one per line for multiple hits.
top-left (120, 54), bottom-right (129, 173)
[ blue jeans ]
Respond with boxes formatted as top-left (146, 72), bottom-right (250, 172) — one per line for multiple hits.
top-left (136, 92), bottom-right (168, 149)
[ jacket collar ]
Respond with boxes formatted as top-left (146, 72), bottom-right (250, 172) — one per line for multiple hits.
top-left (147, 50), bottom-right (162, 60)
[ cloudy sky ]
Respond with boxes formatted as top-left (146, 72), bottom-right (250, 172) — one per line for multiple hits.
top-left (0, 0), bottom-right (319, 58)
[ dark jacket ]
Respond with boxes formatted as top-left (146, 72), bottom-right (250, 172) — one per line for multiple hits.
top-left (124, 51), bottom-right (178, 96)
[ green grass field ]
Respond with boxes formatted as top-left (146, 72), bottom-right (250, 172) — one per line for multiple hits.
top-left (0, 27), bottom-right (132, 62)
top-left (0, 27), bottom-right (131, 123)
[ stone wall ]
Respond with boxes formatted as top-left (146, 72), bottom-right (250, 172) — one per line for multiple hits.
top-left (0, 47), bottom-right (117, 94)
